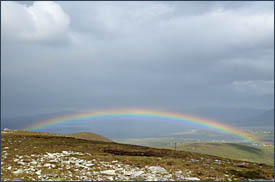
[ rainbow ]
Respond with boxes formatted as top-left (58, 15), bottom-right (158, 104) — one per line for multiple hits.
top-left (25, 108), bottom-right (260, 144)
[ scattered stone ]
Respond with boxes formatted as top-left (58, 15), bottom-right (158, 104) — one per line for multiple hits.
top-left (85, 163), bottom-right (94, 167)
top-left (184, 177), bottom-right (200, 181)
top-left (13, 169), bottom-right (24, 174)
top-left (47, 174), bottom-right (58, 178)
top-left (164, 174), bottom-right (172, 178)
top-left (123, 170), bottom-right (133, 176)
top-left (132, 171), bottom-right (144, 178)
top-left (214, 159), bottom-right (221, 164)
top-left (100, 170), bottom-right (116, 175)
top-left (36, 170), bottom-right (41, 175)
top-left (43, 163), bottom-right (52, 167)
top-left (17, 161), bottom-right (26, 165)
top-left (148, 166), bottom-right (167, 174)
top-left (175, 170), bottom-right (182, 177)
top-left (106, 176), bottom-right (114, 180)
top-left (30, 161), bottom-right (38, 165)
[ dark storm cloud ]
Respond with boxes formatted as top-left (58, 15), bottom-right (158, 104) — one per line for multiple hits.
top-left (1, 1), bottom-right (274, 117)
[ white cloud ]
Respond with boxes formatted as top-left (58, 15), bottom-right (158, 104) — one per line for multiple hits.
top-left (231, 80), bottom-right (274, 95)
top-left (1, 1), bottom-right (70, 44)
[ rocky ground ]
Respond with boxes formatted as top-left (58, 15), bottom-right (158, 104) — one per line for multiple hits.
top-left (1, 130), bottom-right (274, 181)
top-left (2, 150), bottom-right (201, 181)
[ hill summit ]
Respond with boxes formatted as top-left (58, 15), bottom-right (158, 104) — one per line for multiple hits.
top-left (64, 132), bottom-right (113, 142)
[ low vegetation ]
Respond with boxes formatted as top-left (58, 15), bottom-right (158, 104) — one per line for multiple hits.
top-left (64, 132), bottom-right (113, 142)
top-left (117, 137), bottom-right (274, 166)
top-left (176, 142), bottom-right (274, 166)
top-left (1, 130), bottom-right (274, 181)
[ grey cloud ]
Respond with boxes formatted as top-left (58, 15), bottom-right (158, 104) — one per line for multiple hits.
top-left (2, 1), bottom-right (71, 45)
top-left (1, 1), bottom-right (274, 117)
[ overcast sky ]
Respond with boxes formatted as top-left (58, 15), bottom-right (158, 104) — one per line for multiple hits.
top-left (1, 1), bottom-right (274, 118)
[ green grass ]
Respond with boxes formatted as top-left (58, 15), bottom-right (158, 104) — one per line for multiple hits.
top-left (177, 142), bottom-right (274, 166)
top-left (64, 131), bottom-right (113, 142)
top-left (116, 138), bottom-right (274, 166)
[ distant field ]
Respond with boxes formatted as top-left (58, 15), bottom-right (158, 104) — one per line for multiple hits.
top-left (116, 138), bottom-right (274, 166)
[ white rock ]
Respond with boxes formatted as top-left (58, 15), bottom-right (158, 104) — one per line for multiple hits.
top-left (36, 170), bottom-right (41, 175)
top-left (132, 171), bottom-right (144, 178)
top-left (115, 167), bottom-right (123, 171)
top-left (7, 166), bottom-right (12, 170)
top-left (13, 169), bottom-right (24, 174)
top-left (47, 174), bottom-right (58, 178)
top-left (145, 176), bottom-right (158, 181)
top-left (164, 174), bottom-right (172, 178)
top-left (43, 163), bottom-right (52, 167)
top-left (123, 170), bottom-right (133, 176)
top-left (117, 174), bottom-right (126, 180)
top-left (62, 151), bottom-right (69, 155)
top-left (184, 177), bottom-right (200, 181)
top-left (30, 161), bottom-right (37, 165)
top-left (148, 166), bottom-right (167, 174)
top-left (214, 159), bottom-right (221, 164)
top-left (175, 170), bottom-right (182, 177)
top-left (106, 176), bottom-right (113, 180)
top-left (101, 170), bottom-right (116, 175)
top-left (49, 159), bottom-right (58, 163)
top-left (17, 161), bottom-right (26, 165)
top-left (62, 161), bottom-right (70, 165)
top-left (46, 153), bottom-right (56, 159)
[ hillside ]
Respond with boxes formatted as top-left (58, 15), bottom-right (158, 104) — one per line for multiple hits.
top-left (176, 143), bottom-right (274, 166)
top-left (1, 130), bottom-right (274, 181)
top-left (64, 132), bottom-right (113, 142)
top-left (117, 137), bottom-right (274, 166)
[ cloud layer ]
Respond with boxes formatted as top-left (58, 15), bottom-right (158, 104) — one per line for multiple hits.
top-left (1, 1), bottom-right (70, 44)
top-left (1, 1), bottom-right (274, 117)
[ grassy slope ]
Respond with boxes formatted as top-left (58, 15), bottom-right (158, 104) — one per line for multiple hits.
top-left (178, 143), bottom-right (274, 166)
top-left (1, 130), bottom-right (274, 181)
top-left (64, 132), bottom-right (113, 142)
top-left (117, 138), bottom-right (274, 166)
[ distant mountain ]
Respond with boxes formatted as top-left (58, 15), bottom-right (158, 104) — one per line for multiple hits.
top-left (1, 110), bottom-right (77, 130)
top-left (185, 107), bottom-right (267, 125)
